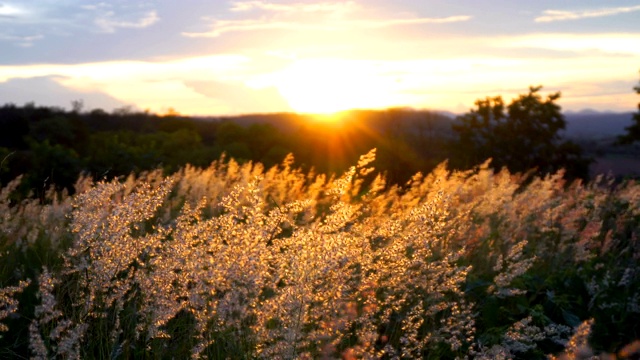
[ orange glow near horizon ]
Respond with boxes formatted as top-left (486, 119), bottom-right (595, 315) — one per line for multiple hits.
top-left (306, 111), bottom-right (355, 125)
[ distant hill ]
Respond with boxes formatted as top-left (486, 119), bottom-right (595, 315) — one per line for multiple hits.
top-left (202, 109), bottom-right (636, 141)
top-left (563, 111), bottom-right (634, 139)
top-left (200, 108), bottom-right (456, 137)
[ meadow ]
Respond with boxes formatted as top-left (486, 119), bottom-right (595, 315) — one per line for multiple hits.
top-left (1, 149), bottom-right (639, 359)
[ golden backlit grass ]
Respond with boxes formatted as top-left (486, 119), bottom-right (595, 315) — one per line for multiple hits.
top-left (1, 150), bottom-right (640, 359)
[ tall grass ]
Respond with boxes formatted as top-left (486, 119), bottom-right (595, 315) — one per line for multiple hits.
top-left (1, 150), bottom-right (639, 359)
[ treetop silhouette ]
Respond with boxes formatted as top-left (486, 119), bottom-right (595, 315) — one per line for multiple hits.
top-left (450, 86), bottom-right (590, 180)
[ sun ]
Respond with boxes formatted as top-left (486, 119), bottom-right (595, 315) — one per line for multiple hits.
top-left (272, 59), bottom-right (401, 114)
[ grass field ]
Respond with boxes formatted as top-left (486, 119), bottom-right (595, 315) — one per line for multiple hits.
top-left (1, 150), bottom-right (640, 359)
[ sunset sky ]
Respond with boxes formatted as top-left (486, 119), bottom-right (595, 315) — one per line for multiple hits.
top-left (1, 1), bottom-right (639, 115)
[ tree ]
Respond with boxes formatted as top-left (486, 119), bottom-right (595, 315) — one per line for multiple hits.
top-left (0, 104), bottom-right (30, 149)
top-left (617, 75), bottom-right (640, 144)
top-left (450, 86), bottom-right (591, 180)
top-left (25, 140), bottom-right (83, 195)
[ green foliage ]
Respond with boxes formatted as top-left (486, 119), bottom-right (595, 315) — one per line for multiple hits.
top-left (450, 86), bottom-right (591, 180)
top-left (0, 103), bottom-right (303, 194)
top-left (24, 140), bottom-right (83, 195)
top-left (0, 147), bottom-right (12, 174)
top-left (0, 104), bottom-right (31, 149)
top-left (28, 115), bottom-right (88, 151)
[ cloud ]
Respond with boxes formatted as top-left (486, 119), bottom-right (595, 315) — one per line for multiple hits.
top-left (351, 15), bottom-right (472, 28)
top-left (95, 10), bottom-right (159, 33)
top-left (0, 55), bottom-right (250, 84)
top-left (184, 12), bottom-right (471, 38)
top-left (504, 33), bottom-right (640, 56)
top-left (80, 3), bottom-right (111, 11)
top-left (184, 0), bottom-right (470, 38)
top-left (186, 80), bottom-right (291, 113)
top-left (535, 5), bottom-right (640, 22)
top-left (0, 54), bottom-right (261, 115)
top-left (183, 19), bottom-right (336, 37)
top-left (229, 1), bottom-right (357, 14)
top-left (0, 2), bottom-right (161, 51)
top-left (0, 3), bottom-right (25, 18)
top-left (0, 33), bottom-right (42, 47)
top-left (248, 50), bottom-right (640, 113)
top-left (0, 76), bottom-right (128, 111)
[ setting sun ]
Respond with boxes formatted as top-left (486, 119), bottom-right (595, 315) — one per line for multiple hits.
top-left (267, 59), bottom-right (404, 114)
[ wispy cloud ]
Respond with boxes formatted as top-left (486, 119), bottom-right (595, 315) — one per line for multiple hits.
top-left (0, 54), bottom-right (254, 114)
top-left (183, 19), bottom-right (337, 37)
top-left (230, 0), bottom-right (358, 14)
top-left (352, 15), bottom-right (472, 28)
top-left (535, 5), bottom-right (640, 23)
top-left (0, 33), bottom-right (43, 47)
top-left (0, 3), bottom-right (25, 18)
top-left (95, 10), bottom-right (159, 33)
top-left (0, 54), bottom-right (249, 84)
top-left (183, 15), bottom-right (470, 37)
top-left (184, 0), bottom-right (471, 39)
top-left (504, 33), bottom-right (640, 56)
top-left (1, 2), bottom-right (160, 41)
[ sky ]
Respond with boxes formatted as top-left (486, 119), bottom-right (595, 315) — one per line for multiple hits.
top-left (1, 0), bottom-right (639, 115)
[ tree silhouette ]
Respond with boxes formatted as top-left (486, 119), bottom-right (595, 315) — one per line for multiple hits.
top-left (450, 86), bottom-right (591, 180)
top-left (617, 74), bottom-right (640, 144)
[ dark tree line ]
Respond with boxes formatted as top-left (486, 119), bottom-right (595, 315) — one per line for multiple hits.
top-left (3, 83), bottom-right (616, 198)
top-left (0, 104), bottom-right (293, 198)
top-left (0, 102), bottom-right (458, 196)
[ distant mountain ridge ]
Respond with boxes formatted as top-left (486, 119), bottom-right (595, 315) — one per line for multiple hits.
top-left (563, 111), bottom-right (634, 139)
top-left (198, 108), bottom-right (635, 141)
top-left (197, 108), bottom-right (456, 136)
